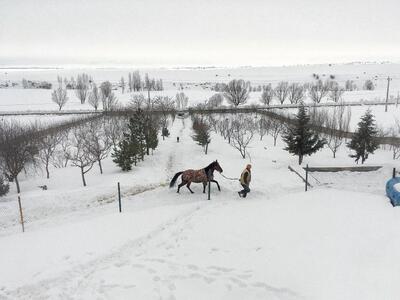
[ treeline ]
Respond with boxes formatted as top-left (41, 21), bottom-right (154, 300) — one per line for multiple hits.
top-left (206, 78), bottom-right (377, 108)
top-left (51, 71), bottom-right (164, 111)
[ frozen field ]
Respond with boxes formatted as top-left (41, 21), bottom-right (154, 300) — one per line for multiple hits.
top-left (1, 113), bottom-right (400, 299)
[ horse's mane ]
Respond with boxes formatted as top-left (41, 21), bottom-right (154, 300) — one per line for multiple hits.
top-left (204, 161), bottom-right (216, 175)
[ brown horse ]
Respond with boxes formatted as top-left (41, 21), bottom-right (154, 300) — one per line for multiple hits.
top-left (169, 160), bottom-right (223, 194)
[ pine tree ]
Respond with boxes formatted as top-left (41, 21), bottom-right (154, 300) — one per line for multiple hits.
top-left (0, 175), bottom-right (9, 197)
top-left (347, 109), bottom-right (379, 164)
top-left (192, 117), bottom-right (211, 154)
top-left (282, 103), bottom-right (326, 164)
top-left (112, 139), bottom-right (135, 171)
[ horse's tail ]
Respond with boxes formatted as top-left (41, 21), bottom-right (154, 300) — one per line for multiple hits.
top-left (169, 171), bottom-right (183, 188)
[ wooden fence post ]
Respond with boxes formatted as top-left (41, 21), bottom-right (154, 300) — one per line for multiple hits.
top-left (118, 182), bottom-right (122, 213)
top-left (17, 194), bottom-right (25, 233)
top-left (305, 164), bottom-right (309, 192)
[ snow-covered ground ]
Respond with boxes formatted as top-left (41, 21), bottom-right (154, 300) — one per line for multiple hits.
top-left (1, 111), bottom-right (400, 299)
top-left (1, 63), bottom-right (399, 114)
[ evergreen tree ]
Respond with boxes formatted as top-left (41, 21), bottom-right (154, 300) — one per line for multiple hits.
top-left (130, 112), bottom-right (146, 161)
top-left (192, 117), bottom-right (211, 154)
top-left (112, 139), bottom-right (135, 171)
top-left (147, 125), bottom-right (159, 154)
top-left (347, 109), bottom-right (379, 164)
top-left (282, 103), bottom-right (326, 164)
top-left (0, 175), bottom-right (9, 197)
top-left (112, 109), bottom-right (160, 171)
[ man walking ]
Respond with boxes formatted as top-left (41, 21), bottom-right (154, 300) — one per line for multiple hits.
top-left (238, 164), bottom-right (251, 198)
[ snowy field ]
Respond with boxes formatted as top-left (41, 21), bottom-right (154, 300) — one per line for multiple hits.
top-left (1, 111), bottom-right (400, 299)
top-left (1, 63), bottom-right (399, 115)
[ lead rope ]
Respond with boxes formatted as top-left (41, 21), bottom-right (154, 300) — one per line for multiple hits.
top-left (219, 173), bottom-right (240, 181)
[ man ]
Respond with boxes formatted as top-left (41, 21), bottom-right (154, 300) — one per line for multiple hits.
top-left (238, 164), bottom-right (251, 198)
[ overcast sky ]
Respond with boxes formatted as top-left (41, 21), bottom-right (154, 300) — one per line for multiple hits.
top-left (1, 0), bottom-right (399, 67)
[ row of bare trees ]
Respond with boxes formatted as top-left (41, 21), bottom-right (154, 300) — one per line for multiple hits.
top-left (208, 79), bottom-right (353, 108)
top-left (0, 116), bottom-right (125, 195)
top-left (52, 74), bottom-right (119, 111)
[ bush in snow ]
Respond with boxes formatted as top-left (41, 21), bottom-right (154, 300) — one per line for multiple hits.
top-left (259, 84), bottom-right (274, 106)
top-left (363, 79), bottom-right (375, 91)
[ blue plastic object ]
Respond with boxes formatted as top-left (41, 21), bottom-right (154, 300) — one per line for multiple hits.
top-left (386, 177), bottom-right (400, 206)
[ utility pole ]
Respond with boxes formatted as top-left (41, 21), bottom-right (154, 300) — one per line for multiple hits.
top-left (385, 76), bottom-right (391, 112)
top-left (397, 92), bottom-right (399, 108)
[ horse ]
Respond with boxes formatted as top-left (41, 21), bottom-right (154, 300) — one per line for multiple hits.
top-left (169, 160), bottom-right (223, 194)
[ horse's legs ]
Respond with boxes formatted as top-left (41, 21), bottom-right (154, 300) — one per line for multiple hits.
top-left (177, 180), bottom-right (187, 193)
top-left (211, 180), bottom-right (221, 191)
top-left (202, 182), bottom-right (207, 193)
top-left (186, 182), bottom-right (194, 194)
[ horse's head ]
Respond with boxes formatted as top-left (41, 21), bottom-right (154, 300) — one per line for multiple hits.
top-left (213, 160), bottom-right (223, 173)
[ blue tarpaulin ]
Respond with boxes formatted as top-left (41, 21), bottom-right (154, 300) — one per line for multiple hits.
top-left (386, 177), bottom-right (400, 206)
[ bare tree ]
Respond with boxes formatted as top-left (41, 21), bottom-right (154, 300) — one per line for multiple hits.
top-left (70, 125), bottom-right (96, 187)
top-left (309, 80), bottom-right (329, 103)
top-left (324, 103), bottom-right (351, 158)
top-left (207, 93), bottom-right (224, 108)
top-left (100, 81), bottom-right (112, 108)
top-left (0, 121), bottom-right (38, 193)
top-left (309, 105), bottom-right (329, 129)
top-left (75, 73), bottom-right (90, 104)
top-left (288, 83), bottom-right (305, 104)
top-left (175, 92), bottom-right (189, 109)
top-left (258, 115), bottom-right (271, 140)
top-left (88, 83), bottom-right (100, 111)
top-left (103, 91), bottom-right (118, 112)
top-left (388, 119), bottom-right (400, 160)
top-left (104, 117), bottom-right (124, 148)
top-left (260, 84), bottom-right (274, 106)
top-left (39, 131), bottom-right (63, 178)
top-left (230, 115), bottom-right (255, 158)
top-left (120, 77), bottom-right (126, 94)
top-left (52, 86), bottom-right (68, 111)
top-left (129, 94), bottom-right (146, 110)
top-left (345, 80), bottom-right (357, 91)
top-left (144, 73), bottom-right (156, 102)
top-left (154, 96), bottom-right (175, 139)
top-left (223, 79), bottom-right (250, 107)
top-left (87, 119), bottom-right (112, 174)
top-left (329, 82), bottom-right (345, 103)
top-left (274, 81), bottom-right (289, 105)
top-left (132, 71), bottom-right (142, 92)
top-left (270, 119), bottom-right (284, 146)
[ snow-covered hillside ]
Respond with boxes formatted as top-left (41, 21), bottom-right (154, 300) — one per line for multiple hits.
top-left (1, 114), bottom-right (400, 299)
